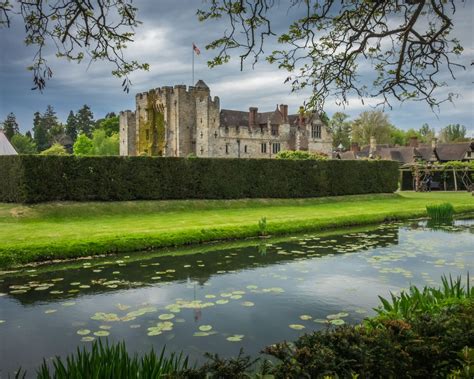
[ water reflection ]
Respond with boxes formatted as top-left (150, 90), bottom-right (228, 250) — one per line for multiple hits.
top-left (0, 220), bottom-right (472, 376)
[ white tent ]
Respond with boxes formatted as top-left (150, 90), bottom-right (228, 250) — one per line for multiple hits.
top-left (0, 130), bottom-right (18, 155)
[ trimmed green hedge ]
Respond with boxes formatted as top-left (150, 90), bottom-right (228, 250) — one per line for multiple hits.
top-left (0, 156), bottom-right (399, 203)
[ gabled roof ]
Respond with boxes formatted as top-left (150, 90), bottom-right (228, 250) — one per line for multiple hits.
top-left (0, 131), bottom-right (17, 155)
top-left (435, 142), bottom-right (471, 161)
top-left (194, 80), bottom-right (209, 90)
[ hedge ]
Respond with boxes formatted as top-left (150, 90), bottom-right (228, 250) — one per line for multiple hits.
top-left (0, 156), bottom-right (399, 203)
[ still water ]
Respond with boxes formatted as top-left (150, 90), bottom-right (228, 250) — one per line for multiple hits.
top-left (0, 219), bottom-right (473, 375)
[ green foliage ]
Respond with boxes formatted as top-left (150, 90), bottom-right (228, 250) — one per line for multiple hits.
top-left (371, 275), bottom-right (471, 322)
top-left (65, 111), bottom-right (79, 142)
top-left (33, 111), bottom-right (49, 152)
top-left (329, 112), bottom-right (352, 149)
top-left (351, 111), bottom-right (393, 145)
top-left (258, 217), bottom-right (267, 237)
top-left (0, 156), bottom-right (399, 203)
top-left (76, 105), bottom-right (95, 138)
top-left (33, 340), bottom-right (188, 379)
top-left (10, 134), bottom-right (37, 154)
top-left (440, 124), bottom-right (468, 143)
top-left (98, 115), bottom-right (120, 136)
top-left (39, 143), bottom-right (68, 156)
top-left (1, 112), bottom-right (19, 140)
top-left (275, 150), bottom-right (328, 160)
top-left (426, 203), bottom-right (455, 222)
top-left (73, 134), bottom-right (94, 156)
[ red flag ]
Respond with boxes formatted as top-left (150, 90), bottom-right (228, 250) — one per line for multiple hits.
top-left (193, 43), bottom-right (201, 55)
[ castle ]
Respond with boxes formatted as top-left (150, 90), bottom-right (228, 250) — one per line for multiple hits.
top-left (119, 80), bottom-right (332, 158)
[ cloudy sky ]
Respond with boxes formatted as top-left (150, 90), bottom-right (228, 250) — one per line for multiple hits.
top-left (0, 0), bottom-right (473, 136)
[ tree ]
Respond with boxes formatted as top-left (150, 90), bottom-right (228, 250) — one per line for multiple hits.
top-left (91, 130), bottom-right (119, 155)
top-left (73, 134), bottom-right (94, 156)
top-left (199, 1), bottom-right (467, 110)
top-left (40, 143), bottom-right (68, 155)
top-left (97, 115), bottom-right (120, 136)
top-left (351, 111), bottom-right (393, 146)
top-left (10, 134), bottom-right (37, 154)
top-left (1, 0), bottom-right (148, 91)
top-left (390, 126), bottom-right (406, 146)
top-left (419, 123), bottom-right (436, 142)
top-left (65, 111), bottom-right (79, 142)
top-left (76, 105), bottom-right (95, 138)
top-left (329, 112), bottom-right (352, 149)
top-left (1, 113), bottom-right (19, 140)
top-left (439, 124), bottom-right (468, 142)
top-left (33, 111), bottom-right (49, 152)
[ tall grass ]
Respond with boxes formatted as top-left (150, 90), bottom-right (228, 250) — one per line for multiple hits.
top-left (426, 202), bottom-right (455, 222)
top-left (24, 340), bottom-right (189, 379)
top-left (372, 274), bottom-right (472, 321)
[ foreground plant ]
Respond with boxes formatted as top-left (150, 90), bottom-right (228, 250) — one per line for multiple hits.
top-left (426, 202), bottom-right (455, 222)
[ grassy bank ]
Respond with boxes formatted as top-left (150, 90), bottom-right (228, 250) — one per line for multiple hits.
top-left (1, 192), bottom-right (473, 267)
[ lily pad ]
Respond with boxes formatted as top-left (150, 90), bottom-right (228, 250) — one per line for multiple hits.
top-left (216, 299), bottom-right (229, 305)
top-left (300, 315), bottom-right (312, 320)
top-left (77, 329), bottom-right (91, 335)
top-left (93, 330), bottom-right (110, 337)
top-left (230, 295), bottom-right (242, 300)
top-left (81, 336), bottom-right (95, 342)
top-left (226, 334), bottom-right (244, 342)
top-left (241, 301), bottom-right (255, 307)
top-left (44, 309), bottom-right (57, 314)
top-left (289, 324), bottom-right (305, 330)
top-left (193, 332), bottom-right (211, 337)
top-left (330, 319), bottom-right (345, 326)
top-left (199, 325), bottom-right (213, 332)
top-left (158, 313), bottom-right (175, 320)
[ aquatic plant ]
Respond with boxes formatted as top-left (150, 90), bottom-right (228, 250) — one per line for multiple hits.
top-left (372, 274), bottom-right (472, 321)
top-left (34, 340), bottom-right (189, 379)
top-left (426, 202), bottom-right (455, 222)
top-left (258, 216), bottom-right (267, 237)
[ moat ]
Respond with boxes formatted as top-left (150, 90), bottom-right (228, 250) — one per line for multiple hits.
top-left (1, 219), bottom-right (473, 375)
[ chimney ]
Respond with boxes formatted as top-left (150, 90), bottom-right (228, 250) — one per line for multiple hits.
top-left (351, 142), bottom-right (360, 153)
top-left (431, 137), bottom-right (437, 150)
top-left (409, 136), bottom-right (419, 147)
top-left (249, 107), bottom-right (258, 128)
top-left (279, 104), bottom-right (288, 122)
top-left (298, 106), bottom-right (305, 126)
top-left (369, 136), bottom-right (377, 157)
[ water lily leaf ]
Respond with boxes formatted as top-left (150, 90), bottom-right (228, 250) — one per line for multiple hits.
top-left (0, 320), bottom-right (5, 324)
top-left (220, 293), bottom-right (232, 298)
top-left (77, 329), bottom-right (91, 335)
top-left (116, 304), bottom-right (131, 311)
top-left (44, 309), bottom-right (57, 314)
top-left (241, 301), bottom-right (255, 307)
top-left (62, 302), bottom-right (76, 307)
top-left (79, 285), bottom-right (90, 289)
top-left (299, 315), bottom-right (312, 320)
top-left (91, 312), bottom-right (120, 322)
top-left (70, 282), bottom-right (81, 286)
top-left (199, 325), bottom-right (213, 332)
top-left (330, 319), bottom-right (345, 326)
top-left (230, 295), bottom-right (242, 300)
top-left (246, 285), bottom-right (258, 290)
top-left (80, 336), bottom-right (95, 342)
top-left (129, 324), bottom-right (141, 329)
top-left (226, 334), bottom-right (244, 342)
top-left (99, 325), bottom-right (112, 330)
top-left (313, 319), bottom-right (328, 324)
top-left (216, 299), bottom-right (229, 305)
top-left (49, 290), bottom-right (63, 294)
top-left (9, 289), bottom-right (28, 294)
top-left (158, 314), bottom-right (175, 320)
top-left (289, 324), bottom-right (305, 330)
top-left (205, 295), bottom-right (216, 299)
top-left (232, 291), bottom-right (245, 295)
top-left (93, 330), bottom-right (110, 337)
top-left (193, 331), bottom-right (210, 337)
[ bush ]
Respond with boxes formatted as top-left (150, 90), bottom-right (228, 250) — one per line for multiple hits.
top-left (426, 203), bottom-right (455, 222)
top-left (0, 156), bottom-right (399, 203)
top-left (275, 150), bottom-right (328, 160)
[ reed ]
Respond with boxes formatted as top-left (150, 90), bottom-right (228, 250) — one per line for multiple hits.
top-left (426, 202), bottom-right (454, 222)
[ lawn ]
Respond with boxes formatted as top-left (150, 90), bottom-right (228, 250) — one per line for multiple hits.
top-left (0, 192), bottom-right (473, 267)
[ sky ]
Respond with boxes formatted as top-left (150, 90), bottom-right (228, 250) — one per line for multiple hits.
top-left (0, 0), bottom-right (473, 137)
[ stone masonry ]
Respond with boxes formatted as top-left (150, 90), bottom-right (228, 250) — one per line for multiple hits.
top-left (119, 80), bottom-right (332, 158)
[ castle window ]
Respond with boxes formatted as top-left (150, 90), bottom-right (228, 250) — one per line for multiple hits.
top-left (225, 144), bottom-right (229, 154)
top-left (146, 129), bottom-right (150, 140)
top-left (200, 131), bottom-right (203, 138)
top-left (272, 143), bottom-right (281, 154)
top-left (200, 118), bottom-right (202, 124)
top-left (214, 131), bottom-right (218, 138)
top-left (244, 145), bottom-right (248, 153)
top-left (311, 124), bottom-right (322, 139)
top-left (261, 143), bottom-right (267, 154)
top-left (271, 125), bottom-right (279, 136)
top-left (260, 126), bottom-right (264, 134)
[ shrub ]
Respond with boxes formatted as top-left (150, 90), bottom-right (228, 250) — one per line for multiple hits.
top-left (426, 202), bottom-right (455, 222)
top-left (275, 150), bottom-right (328, 160)
top-left (39, 143), bottom-right (68, 156)
top-left (0, 156), bottom-right (399, 203)
top-left (258, 217), bottom-right (267, 237)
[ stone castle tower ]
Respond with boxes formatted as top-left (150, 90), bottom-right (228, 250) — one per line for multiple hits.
top-left (120, 80), bottom-right (219, 157)
top-left (120, 80), bottom-right (332, 158)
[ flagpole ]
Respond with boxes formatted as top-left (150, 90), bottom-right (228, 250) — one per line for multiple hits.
top-left (192, 43), bottom-right (194, 85)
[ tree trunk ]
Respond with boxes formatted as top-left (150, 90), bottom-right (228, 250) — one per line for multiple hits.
top-left (453, 167), bottom-right (458, 191)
